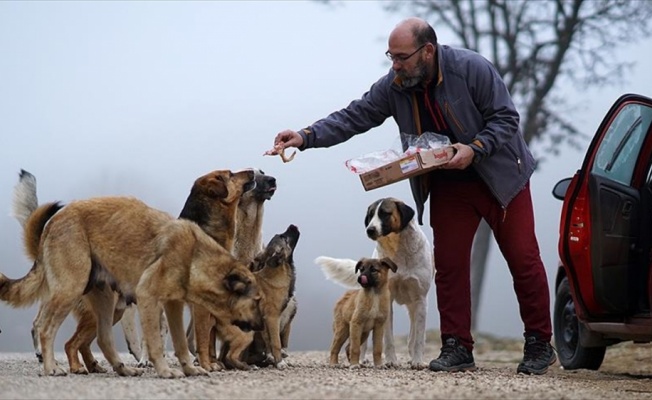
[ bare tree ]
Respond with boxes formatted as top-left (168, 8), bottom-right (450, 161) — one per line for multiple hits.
top-left (320, 0), bottom-right (652, 329)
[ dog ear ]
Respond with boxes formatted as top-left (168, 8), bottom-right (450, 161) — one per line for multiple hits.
top-left (223, 272), bottom-right (250, 295)
top-left (364, 202), bottom-right (377, 228)
top-left (381, 258), bottom-right (398, 273)
top-left (396, 201), bottom-right (415, 230)
top-left (355, 260), bottom-right (363, 273)
top-left (268, 248), bottom-right (285, 268)
top-left (205, 174), bottom-right (228, 199)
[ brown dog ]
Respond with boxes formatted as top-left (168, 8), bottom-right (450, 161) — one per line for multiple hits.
top-left (326, 257), bottom-right (397, 368)
top-left (221, 224), bottom-right (300, 369)
top-left (1, 169), bottom-right (263, 378)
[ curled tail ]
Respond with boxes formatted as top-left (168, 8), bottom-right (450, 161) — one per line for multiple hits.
top-left (314, 256), bottom-right (359, 289)
top-left (0, 170), bottom-right (63, 307)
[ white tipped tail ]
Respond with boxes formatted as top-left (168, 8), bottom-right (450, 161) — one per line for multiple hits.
top-left (12, 169), bottom-right (38, 228)
top-left (314, 256), bottom-right (359, 289)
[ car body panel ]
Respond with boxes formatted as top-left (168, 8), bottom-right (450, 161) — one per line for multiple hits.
top-left (558, 93), bottom-right (652, 324)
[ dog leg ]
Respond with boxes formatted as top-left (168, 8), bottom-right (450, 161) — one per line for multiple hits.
top-left (223, 326), bottom-right (254, 371)
top-left (185, 315), bottom-right (196, 357)
top-left (264, 315), bottom-right (286, 369)
top-left (86, 289), bottom-right (143, 377)
top-left (36, 298), bottom-right (74, 376)
top-left (348, 321), bottom-right (365, 368)
top-left (120, 306), bottom-right (143, 362)
top-left (163, 300), bottom-right (208, 377)
top-left (209, 326), bottom-right (218, 364)
top-left (406, 299), bottom-right (428, 369)
top-left (329, 321), bottom-right (348, 366)
top-left (372, 322), bottom-right (385, 367)
top-left (279, 297), bottom-right (297, 358)
top-left (136, 306), bottom-right (168, 367)
top-left (31, 305), bottom-right (43, 363)
top-left (192, 305), bottom-right (221, 372)
top-left (383, 302), bottom-right (399, 367)
top-left (138, 295), bottom-right (182, 378)
top-left (64, 306), bottom-right (100, 374)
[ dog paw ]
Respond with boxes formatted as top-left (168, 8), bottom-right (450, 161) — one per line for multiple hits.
top-left (137, 359), bottom-right (153, 368)
top-left (182, 365), bottom-right (209, 377)
top-left (275, 359), bottom-right (288, 370)
top-left (207, 362), bottom-right (224, 372)
top-left (117, 364), bottom-right (144, 377)
top-left (87, 361), bottom-right (107, 374)
top-left (408, 361), bottom-right (428, 370)
top-left (42, 366), bottom-right (67, 376)
top-left (384, 361), bottom-right (400, 369)
top-left (348, 364), bottom-right (361, 370)
top-left (158, 367), bottom-right (185, 379)
top-left (70, 366), bottom-right (89, 375)
top-left (281, 348), bottom-right (289, 358)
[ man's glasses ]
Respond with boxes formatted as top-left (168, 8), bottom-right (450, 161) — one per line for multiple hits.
top-left (385, 43), bottom-right (427, 63)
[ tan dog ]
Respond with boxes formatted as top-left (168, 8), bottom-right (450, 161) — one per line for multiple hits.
top-left (18, 169), bottom-right (258, 374)
top-left (325, 257), bottom-right (397, 368)
top-left (1, 169), bottom-right (263, 378)
top-left (223, 224), bottom-right (300, 369)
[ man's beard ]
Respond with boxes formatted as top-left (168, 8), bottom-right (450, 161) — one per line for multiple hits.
top-left (396, 59), bottom-right (428, 89)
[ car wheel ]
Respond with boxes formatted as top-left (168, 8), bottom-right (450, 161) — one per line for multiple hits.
top-left (553, 277), bottom-right (606, 370)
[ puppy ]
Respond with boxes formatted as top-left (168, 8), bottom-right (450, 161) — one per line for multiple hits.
top-left (2, 169), bottom-right (263, 378)
top-left (325, 257), bottom-right (397, 368)
top-left (315, 197), bottom-right (433, 369)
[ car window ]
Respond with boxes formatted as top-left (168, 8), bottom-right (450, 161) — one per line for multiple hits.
top-left (592, 103), bottom-right (652, 186)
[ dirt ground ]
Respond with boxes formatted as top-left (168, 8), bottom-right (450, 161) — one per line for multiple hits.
top-left (0, 332), bottom-right (650, 400)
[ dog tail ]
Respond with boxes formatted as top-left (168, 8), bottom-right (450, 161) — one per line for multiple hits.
top-left (0, 170), bottom-right (61, 307)
top-left (314, 256), bottom-right (359, 289)
top-left (0, 262), bottom-right (46, 308)
top-left (11, 169), bottom-right (63, 260)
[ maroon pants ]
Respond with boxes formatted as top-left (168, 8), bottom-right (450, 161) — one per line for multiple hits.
top-left (429, 178), bottom-right (552, 352)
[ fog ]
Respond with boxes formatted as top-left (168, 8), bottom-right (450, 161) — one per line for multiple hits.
top-left (0, 1), bottom-right (650, 356)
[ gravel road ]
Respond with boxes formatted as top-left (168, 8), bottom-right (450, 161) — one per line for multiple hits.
top-left (1, 336), bottom-right (650, 399)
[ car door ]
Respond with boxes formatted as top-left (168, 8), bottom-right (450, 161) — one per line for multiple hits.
top-left (560, 94), bottom-right (652, 317)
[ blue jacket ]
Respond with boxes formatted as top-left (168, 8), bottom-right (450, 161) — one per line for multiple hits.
top-left (298, 44), bottom-right (535, 224)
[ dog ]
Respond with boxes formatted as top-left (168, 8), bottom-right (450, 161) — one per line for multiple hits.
top-left (1, 169), bottom-right (264, 378)
top-left (19, 168), bottom-right (259, 374)
top-left (184, 168), bottom-right (280, 367)
top-left (314, 197), bottom-right (433, 369)
top-left (231, 224), bottom-right (300, 369)
top-left (325, 257), bottom-right (397, 368)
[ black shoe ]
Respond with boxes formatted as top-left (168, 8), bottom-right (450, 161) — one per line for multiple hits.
top-left (517, 335), bottom-right (557, 375)
top-left (428, 337), bottom-right (476, 372)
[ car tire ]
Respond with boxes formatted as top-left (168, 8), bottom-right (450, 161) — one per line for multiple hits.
top-left (554, 276), bottom-right (606, 370)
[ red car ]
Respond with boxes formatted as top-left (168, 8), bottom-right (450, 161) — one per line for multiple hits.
top-left (552, 93), bottom-right (652, 370)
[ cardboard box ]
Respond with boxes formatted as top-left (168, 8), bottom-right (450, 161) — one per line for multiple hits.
top-left (359, 146), bottom-right (455, 191)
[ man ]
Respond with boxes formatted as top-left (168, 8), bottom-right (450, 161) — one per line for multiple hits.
top-left (268, 17), bottom-right (556, 375)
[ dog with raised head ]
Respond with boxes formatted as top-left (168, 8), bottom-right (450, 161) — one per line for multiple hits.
top-left (325, 257), bottom-right (397, 368)
top-left (233, 224), bottom-right (300, 369)
top-left (315, 197), bottom-right (433, 369)
top-left (2, 169), bottom-right (263, 378)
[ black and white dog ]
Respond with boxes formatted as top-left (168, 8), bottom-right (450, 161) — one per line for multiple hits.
top-left (316, 197), bottom-right (433, 369)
